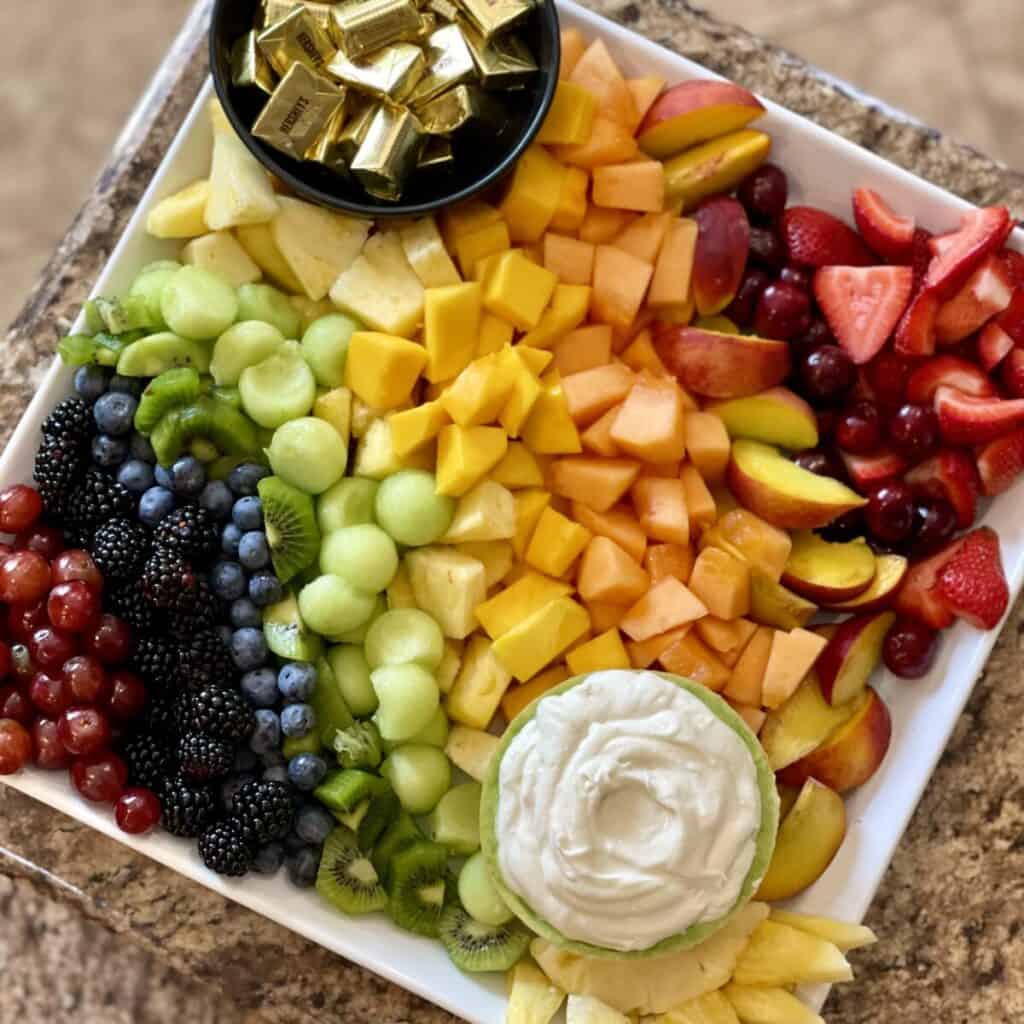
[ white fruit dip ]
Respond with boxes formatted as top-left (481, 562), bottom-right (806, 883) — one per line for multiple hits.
top-left (495, 670), bottom-right (761, 952)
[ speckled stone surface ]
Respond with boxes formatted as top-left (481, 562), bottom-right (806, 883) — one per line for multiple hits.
top-left (3, 1), bottom-right (1024, 1021)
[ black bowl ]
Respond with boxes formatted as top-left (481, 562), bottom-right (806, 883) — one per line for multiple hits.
top-left (209, 0), bottom-right (560, 218)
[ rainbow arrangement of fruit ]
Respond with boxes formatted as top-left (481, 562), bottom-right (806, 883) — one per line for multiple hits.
top-left (1, 18), bottom-right (1020, 1024)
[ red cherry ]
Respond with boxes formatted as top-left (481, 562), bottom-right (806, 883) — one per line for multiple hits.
top-left (31, 718), bottom-right (71, 770)
top-left (0, 550), bottom-right (52, 605)
top-left (836, 402), bottom-right (882, 455)
top-left (50, 550), bottom-right (103, 591)
top-left (7, 601), bottom-right (48, 644)
top-left (748, 226), bottom-right (787, 270)
top-left (28, 626), bottom-right (78, 672)
top-left (888, 403), bottom-right (939, 463)
top-left (71, 751), bottom-right (127, 803)
top-left (727, 269), bottom-right (772, 327)
top-left (28, 671), bottom-right (71, 717)
top-left (115, 787), bottom-right (163, 835)
top-left (47, 581), bottom-right (100, 633)
top-left (58, 707), bottom-right (112, 757)
top-left (866, 481), bottom-right (915, 544)
top-left (800, 345), bottom-right (855, 405)
top-left (14, 525), bottom-right (64, 560)
top-left (0, 685), bottom-right (33, 727)
top-left (63, 655), bottom-right (111, 705)
top-left (779, 265), bottom-right (812, 292)
top-left (84, 615), bottom-right (132, 666)
top-left (0, 719), bottom-right (33, 774)
top-left (0, 485), bottom-right (43, 533)
top-left (792, 449), bottom-right (844, 479)
top-left (863, 351), bottom-right (912, 408)
top-left (911, 498), bottom-right (957, 557)
top-left (883, 618), bottom-right (938, 679)
top-left (754, 281), bottom-right (811, 341)
top-left (737, 163), bottom-right (788, 222)
top-left (105, 670), bottom-right (147, 723)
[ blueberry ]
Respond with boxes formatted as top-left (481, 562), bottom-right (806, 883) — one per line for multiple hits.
top-left (220, 771), bottom-right (257, 813)
top-left (262, 764), bottom-right (289, 784)
top-left (240, 667), bottom-right (279, 707)
top-left (129, 432), bottom-right (156, 463)
top-left (248, 571), bottom-right (283, 607)
top-left (285, 845), bottom-right (321, 887)
top-left (198, 480), bottom-right (233, 521)
top-left (227, 462), bottom-right (269, 496)
top-left (91, 434), bottom-right (128, 468)
top-left (283, 831), bottom-right (308, 854)
top-left (74, 365), bottom-right (108, 403)
top-left (230, 597), bottom-right (262, 629)
top-left (238, 530), bottom-right (270, 570)
top-left (169, 455), bottom-right (205, 497)
top-left (221, 522), bottom-right (242, 559)
top-left (154, 464), bottom-right (174, 489)
top-left (117, 458), bottom-right (154, 493)
top-left (231, 626), bottom-right (268, 670)
top-left (138, 486), bottom-right (175, 526)
top-left (93, 391), bottom-right (138, 436)
top-left (277, 662), bottom-right (317, 703)
top-left (212, 560), bottom-right (247, 601)
top-left (252, 841), bottom-right (286, 875)
top-left (294, 802), bottom-right (334, 845)
top-left (280, 703), bottom-right (315, 738)
top-left (233, 746), bottom-right (260, 773)
top-left (288, 753), bottom-right (328, 792)
top-left (232, 496), bottom-right (263, 531)
top-left (250, 708), bottom-right (281, 754)
top-left (109, 375), bottom-right (145, 398)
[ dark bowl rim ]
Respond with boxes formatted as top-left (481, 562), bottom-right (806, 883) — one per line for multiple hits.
top-left (208, 0), bottom-right (561, 219)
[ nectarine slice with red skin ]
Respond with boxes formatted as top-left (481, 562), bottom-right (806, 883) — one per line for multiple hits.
top-left (707, 386), bottom-right (819, 452)
top-left (749, 571), bottom-right (817, 631)
top-left (816, 610), bottom-right (895, 706)
top-left (693, 196), bottom-right (750, 317)
top-left (823, 553), bottom-right (908, 613)
top-left (663, 128), bottom-right (772, 211)
top-left (782, 531), bottom-right (877, 603)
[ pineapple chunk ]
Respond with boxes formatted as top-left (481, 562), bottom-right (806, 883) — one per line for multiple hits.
top-left (271, 196), bottom-right (370, 301)
top-left (181, 231), bottom-right (262, 287)
top-left (446, 634), bottom-right (513, 730)
top-left (442, 481), bottom-right (517, 543)
top-left (208, 97), bottom-right (232, 134)
top-left (351, 395), bottom-right (411, 438)
top-left (732, 921), bottom-right (852, 988)
top-left (314, 387), bottom-right (353, 445)
top-left (205, 129), bottom-right (280, 230)
top-left (444, 723), bottom-right (499, 780)
top-left (657, 991), bottom-right (739, 1024)
top-left (405, 546), bottom-right (487, 639)
top-left (455, 540), bottom-right (514, 588)
top-left (146, 179), bottom-right (211, 239)
top-left (436, 638), bottom-right (464, 694)
top-left (767, 911), bottom-right (876, 953)
top-left (399, 216), bottom-right (461, 287)
top-left (722, 985), bottom-right (823, 1024)
top-left (236, 222), bottom-right (304, 294)
top-left (567, 995), bottom-right (631, 1024)
top-left (330, 229), bottom-right (425, 336)
top-left (387, 563), bottom-right (416, 610)
top-left (505, 961), bottom-right (565, 1024)
top-left (352, 418), bottom-right (433, 480)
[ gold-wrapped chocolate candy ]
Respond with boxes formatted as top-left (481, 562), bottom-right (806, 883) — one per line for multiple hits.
top-left (426, 0), bottom-right (461, 22)
top-left (253, 63), bottom-right (347, 160)
top-left (351, 102), bottom-right (425, 200)
top-left (257, 6), bottom-right (337, 76)
top-left (417, 136), bottom-right (454, 172)
top-left (328, 0), bottom-right (424, 59)
top-left (416, 12), bottom-right (438, 39)
top-left (327, 42), bottom-right (427, 103)
top-left (260, 0), bottom-right (336, 31)
top-left (231, 30), bottom-right (277, 95)
top-left (455, 0), bottom-right (531, 39)
top-left (415, 83), bottom-right (498, 134)
top-left (461, 21), bottom-right (537, 88)
top-left (305, 104), bottom-right (352, 176)
top-left (336, 98), bottom-right (378, 164)
top-left (408, 23), bottom-right (475, 106)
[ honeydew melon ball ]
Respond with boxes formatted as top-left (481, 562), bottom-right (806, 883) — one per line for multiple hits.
top-left (375, 470), bottom-right (454, 546)
top-left (268, 417), bottom-right (348, 495)
top-left (320, 524), bottom-right (399, 594)
top-left (297, 574), bottom-right (376, 638)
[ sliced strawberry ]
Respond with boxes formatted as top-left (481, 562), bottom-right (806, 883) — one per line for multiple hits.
top-left (781, 207), bottom-right (876, 268)
top-left (893, 289), bottom-right (940, 357)
top-left (935, 526), bottom-right (1009, 630)
top-left (934, 386), bottom-right (1024, 444)
top-left (978, 322), bottom-right (1014, 371)
top-left (904, 355), bottom-right (998, 405)
top-left (906, 449), bottom-right (981, 528)
top-left (813, 265), bottom-right (913, 365)
top-left (924, 206), bottom-right (1014, 299)
top-left (934, 253), bottom-right (1015, 344)
top-left (990, 288), bottom-right (1024, 346)
top-left (895, 537), bottom-right (963, 629)
top-left (976, 428), bottom-right (1024, 496)
top-left (998, 248), bottom-right (1024, 288)
top-left (841, 447), bottom-right (907, 493)
top-left (909, 227), bottom-right (934, 285)
top-left (1001, 349), bottom-right (1024, 398)
top-left (852, 188), bottom-right (916, 263)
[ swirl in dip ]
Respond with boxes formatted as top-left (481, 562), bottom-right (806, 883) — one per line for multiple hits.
top-left (495, 670), bottom-right (762, 952)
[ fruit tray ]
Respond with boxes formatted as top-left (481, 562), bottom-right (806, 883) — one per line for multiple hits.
top-left (2, 2), bottom-right (1022, 1021)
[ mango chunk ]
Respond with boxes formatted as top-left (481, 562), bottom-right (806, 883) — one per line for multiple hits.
top-left (388, 400), bottom-right (449, 458)
top-left (435, 424), bottom-right (508, 497)
top-left (519, 283), bottom-right (592, 350)
top-left (512, 489), bottom-right (553, 559)
top-left (550, 166), bottom-right (590, 234)
top-left (344, 331), bottom-right (427, 410)
top-left (477, 313), bottom-right (514, 356)
top-left (521, 372), bottom-right (583, 455)
top-left (491, 441), bottom-right (544, 489)
top-left (492, 597), bottom-right (591, 681)
top-left (566, 628), bottom-right (631, 675)
top-left (442, 352), bottom-right (514, 426)
top-left (526, 506), bottom-right (592, 577)
top-left (500, 145), bottom-right (568, 243)
top-left (501, 665), bottom-right (571, 722)
top-left (476, 570), bottom-right (574, 639)
top-left (446, 634), bottom-right (513, 730)
top-left (423, 282), bottom-right (482, 383)
top-left (452, 219), bottom-right (511, 278)
top-left (499, 347), bottom-right (544, 438)
top-left (483, 250), bottom-right (559, 331)
top-left (537, 81), bottom-right (598, 145)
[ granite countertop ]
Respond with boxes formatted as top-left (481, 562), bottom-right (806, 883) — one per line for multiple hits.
top-left (3, 1), bottom-right (1024, 1021)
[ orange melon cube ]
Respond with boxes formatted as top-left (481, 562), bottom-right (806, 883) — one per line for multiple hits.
top-left (688, 546), bottom-right (750, 620)
top-left (637, 460), bottom-right (681, 480)
top-left (550, 167), bottom-right (589, 234)
top-left (591, 245), bottom-right (654, 331)
top-left (620, 575), bottom-right (707, 641)
top-left (500, 664), bottom-right (570, 721)
top-left (577, 535), bottom-right (651, 605)
top-left (648, 218), bottom-right (698, 308)
top-left (611, 309), bottom-right (660, 356)
top-left (696, 616), bottom-right (758, 667)
top-left (554, 117), bottom-right (639, 169)
top-left (659, 632), bottom-right (731, 691)
top-left (620, 329), bottom-right (670, 376)
top-left (584, 600), bottom-right (629, 633)
top-left (644, 543), bottom-right (695, 584)
top-left (680, 464), bottom-right (716, 532)
top-left (627, 77), bottom-right (665, 128)
top-left (631, 477), bottom-right (690, 545)
top-left (711, 485), bottom-right (741, 521)
top-left (580, 404), bottom-right (623, 457)
top-left (612, 211), bottom-right (674, 265)
top-left (610, 377), bottom-right (687, 464)
top-left (570, 501), bottom-right (647, 563)
top-left (561, 362), bottom-right (636, 426)
top-left (549, 456), bottom-right (640, 512)
top-left (543, 234), bottom-right (595, 286)
top-left (592, 161), bottom-right (666, 213)
top-left (684, 411), bottom-right (731, 485)
top-left (559, 27), bottom-right (586, 79)
top-left (722, 625), bottom-right (772, 706)
top-left (553, 324), bottom-right (613, 377)
top-left (728, 702), bottom-right (766, 735)
top-left (578, 206), bottom-right (637, 244)
top-left (569, 39), bottom-right (637, 129)
top-left (626, 625), bottom-right (691, 668)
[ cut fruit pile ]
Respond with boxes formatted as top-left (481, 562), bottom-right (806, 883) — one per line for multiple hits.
top-left (3, 18), bottom-right (1020, 1024)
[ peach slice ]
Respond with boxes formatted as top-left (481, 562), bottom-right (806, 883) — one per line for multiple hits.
top-left (728, 440), bottom-right (867, 529)
top-left (663, 128), bottom-right (772, 211)
top-left (822, 553), bottom-right (908, 613)
top-left (816, 610), bottom-right (895, 706)
top-left (777, 782), bottom-right (800, 820)
top-left (706, 387), bottom-right (819, 451)
top-left (778, 686), bottom-right (893, 794)
top-left (755, 778), bottom-right (847, 902)
top-left (638, 80), bottom-right (766, 159)
top-left (781, 531), bottom-right (877, 603)
top-left (653, 325), bottom-right (790, 399)
top-left (692, 196), bottom-right (750, 317)
top-left (749, 571), bottom-right (817, 631)
top-left (699, 508), bottom-right (792, 582)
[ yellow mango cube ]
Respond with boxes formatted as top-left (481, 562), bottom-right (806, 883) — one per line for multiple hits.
top-left (435, 424), bottom-right (508, 496)
top-left (511, 488), bottom-right (552, 559)
top-left (515, 345), bottom-right (554, 377)
top-left (483, 250), bottom-right (559, 331)
top-left (493, 597), bottom-right (591, 681)
top-left (500, 664), bottom-right (572, 721)
top-left (388, 400), bottom-right (449, 457)
top-left (566, 628), bottom-right (631, 674)
top-left (441, 199), bottom-right (502, 245)
top-left (472, 251), bottom-right (506, 286)
top-left (491, 442), bottom-right (544, 489)
top-left (441, 352), bottom-right (513, 426)
top-left (526, 506), bottom-right (592, 577)
top-left (499, 145), bottom-right (568, 244)
top-left (498, 348), bottom-right (543, 438)
top-left (475, 570), bottom-right (574, 638)
top-left (423, 282), bottom-right (482, 383)
top-left (344, 331), bottom-right (427, 410)
top-left (519, 283), bottom-right (592, 350)
top-left (446, 634), bottom-right (513, 730)
top-left (550, 167), bottom-right (589, 234)
top-left (537, 81), bottom-right (598, 145)
top-left (313, 387), bottom-right (352, 444)
top-left (453, 219), bottom-right (511, 278)
top-left (477, 313), bottom-right (514, 356)
top-left (520, 371), bottom-right (583, 455)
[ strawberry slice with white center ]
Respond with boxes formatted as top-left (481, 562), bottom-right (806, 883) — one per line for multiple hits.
top-left (978, 322), bottom-right (1015, 371)
top-left (906, 448), bottom-right (981, 527)
top-left (998, 248), bottom-right (1024, 287)
top-left (813, 265), bottom-right (913, 365)
top-left (976, 428), bottom-right (1024, 496)
top-left (924, 206), bottom-right (1014, 299)
top-left (852, 188), bottom-right (916, 263)
top-left (893, 288), bottom-right (941, 357)
top-left (934, 385), bottom-right (1024, 444)
top-left (895, 537), bottom-right (963, 629)
top-left (935, 527), bottom-right (1009, 630)
top-left (934, 253), bottom-right (1015, 344)
top-left (840, 447), bottom-right (907, 493)
top-left (1001, 349), bottom-right (1024, 398)
top-left (904, 354), bottom-right (997, 405)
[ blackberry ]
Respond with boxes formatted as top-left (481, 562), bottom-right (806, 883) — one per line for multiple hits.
top-left (178, 732), bottom-right (234, 781)
top-left (42, 397), bottom-right (93, 442)
top-left (160, 774), bottom-right (217, 837)
top-left (90, 518), bottom-right (150, 582)
top-left (107, 585), bottom-right (160, 634)
top-left (120, 732), bottom-right (175, 789)
top-left (164, 579), bottom-right (221, 639)
top-left (67, 468), bottom-right (134, 533)
top-left (231, 779), bottom-right (296, 843)
top-left (142, 694), bottom-right (179, 740)
top-left (153, 506), bottom-right (220, 563)
top-left (178, 686), bottom-right (254, 742)
top-left (33, 433), bottom-right (87, 517)
top-left (177, 629), bottom-right (238, 690)
top-left (131, 635), bottom-right (180, 692)
top-left (141, 547), bottom-right (199, 612)
top-left (198, 819), bottom-right (254, 877)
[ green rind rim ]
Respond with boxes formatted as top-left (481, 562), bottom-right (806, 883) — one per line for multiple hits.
top-left (479, 671), bottom-right (780, 960)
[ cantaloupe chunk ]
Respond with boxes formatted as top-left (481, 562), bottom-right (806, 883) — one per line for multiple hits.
top-left (577, 535), bottom-right (651, 605)
top-left (549, 457), bottom-right (640, 513)
top-left (578, 206), bottom-right (637, 244)
top-left (643, 543), bottom-right (695, 584)
top-left (631, 477), bottom-right (690, 545)
top-left (612, 211), bottom-right (674, 265)
top-left (626, 624), bottom-right (690, 668)
top-left (550, 167), bottom-right (590, 234)
top-left (543, 234), bottom-right (595, 286)
top-left (570, 502), bottom-right (647, 563)
top-left (658, 631), bottom-right (731, 691)
top-left (610, 377), bottom-right (687, 464)
top-left (722, 624), bottom-right (773, 706)
top-left (552, 324), bottom-right (613, 376)
top-left (627, 77), bottom-right (666, 127)
top-left (729, 702), bottom-right (767, 734)
top-left (689, 546), bottom-right (751, 620)
top-left (580, 403), bottom-right (623, 457)
top-left (554, 117), bottom-right (639, 169)
top-left (620, 576), bottom-right (707, 641)
top-left (569, 39), bottom-right (637, 128)
top-left (561, 363), bottom-right (636, 426)
top-left (684, 411), bottom-right (732, 485)
top-left (592, 245), bottom-right (654, 331)
top-left (680, 464), bottom-right (716, 532)
top-left (648, 217), bottom-right (698, 309)
top-left (762, 628), bottom-right (828, 709)
top-left (500, 663), bottom-right (570, 721)
top-left (637, 460), bottom-right (682, 481)
top-left (592, 161), bottom-right (666, 213)
top-left (696, 616), bottom-right (758, 667)
top-left (620, 329), bottom-right (670, 376)
top-left (559, 27), bottom-right (587, 80)
top-left (585, 601), bottom-right (629, 633)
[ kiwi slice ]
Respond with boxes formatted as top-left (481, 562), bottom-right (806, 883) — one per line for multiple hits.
top-left (314, 769), bottom-right (397, 850)
top-left (180, 397), bottom-right (260, 455)
top-left (316, 827), bottom-right (387, 915)
top-left (387, 841), bottom-right (449, 938)
top-left (263, 590), bottom-right (323, 662)
top-left (94, 295), bottom-right (159, 334)
top-left (439, 902), bottom-right (531, 972)
top-left (115, 332), bottom-right (211, 377)
top-left (371, 810), bottom-right (422, 882)
top-left (257, 476), bottom-right (321, 583)
top-left (310, 655), bottom-right (355, 746)
top-left (150, 409), bottom-right (188, 466)
top-left (134, 367), bottom-right (203, 433)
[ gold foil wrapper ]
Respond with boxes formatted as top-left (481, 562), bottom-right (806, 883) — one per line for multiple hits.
top-left (305, 104), bottom-right (352, 176)
top-left (407, 23), bottom-right (476, 106)
top-left (231, 30), bottom-right (277, 95)
top-left (415, 83), bottom-right (497, 134)
top-left (426, 0), bottom-right (461, 21)
top-left (455, 0), bottom-right (530, 38)
top-left (252, 63), bottom-right (347, 161)
top-left (462, 22), bottom-right (537, 88)
top-left (260, 0), bottom-right (336, 31)
top-left (257, 7), bottom-right (337, 76)
top-left (327, 43), bottom-right (427, 102)
top-left (351, 103), bottom-right (425, 200)
top-left (336, 97), bottom-right (378, 163)
top-left (417, 136), bottom-right (454, 172)
top-left (328, 0), bottom-right (424, 58)
top-left (416, 12), bottom-right (438, 38)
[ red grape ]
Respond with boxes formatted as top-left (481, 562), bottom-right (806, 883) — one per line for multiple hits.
top-left (0, 685), bottom-right (33, 727)
top-left (115, 787), bottom-right (162, 835)
top-left (47, 581), bottom-right (100, 633)
top-left (0, 719), bottom-right (33, 774)
top-left (728, 269), bottom-right (771, 327)
top-left (800, 345), bottom-right (855, 405)
top-left (792, 449), bottom-right (844, 479)
top-left (32, 718), bottom-right (71, 770)
top-left (819, 508), bottom-right (866, 542)
top-left (912, 498), bottom-right (957, 556)
top-left (836, 402), bottom-right (882, 455)
top-left (866, 481), bottom-right (915, 544)
top-left (28, 671), bottom-right (71, 717)
top-left (0, 485), bottom-right (43, 533)
top-left (754, 281), bottom-right (811, 340)
top-left (63, 655), bottom-right (110, 705)
top-left (58, 707), bottom-right (112, 757)
top-left (863, 350), bottom-right (912, 408)
top-left (7, 601), bottom-right (48, 643)
top-left (29, 626), bottom-right (78, 671)
top-left (50, 550), bottom-right (103, 591)
top-left (883, 618), bottom-right (938, 678)
top-left (106, 670), bottom-right (147, 723)
top-left (0, 640), bottom-right (9, 679)
top-left (71, 751), bottom-right (127, 803)
top-left (14, 525), bottom-right (64, 560)
top-left (889, 403), bottom-right (938, 462)
top-left (748, 226), bottom-right (786, 270)
top-left (85, 615), bottom-right (132, 666)
top-left (779, 265), bottom-right (812, 292)
top-left (0, 550), bottom-right (52, 605)
top-left (736, 163), bottom-right (788, 221)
